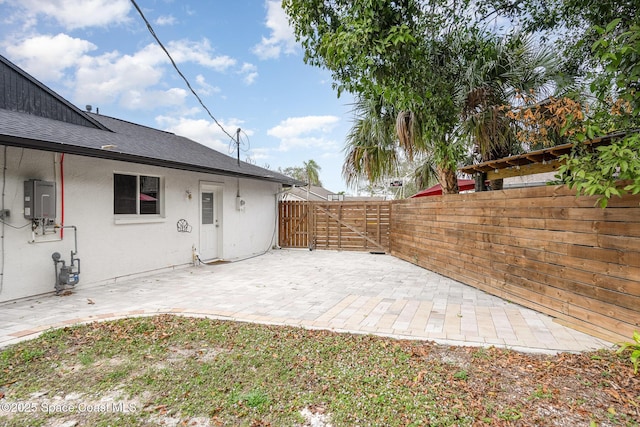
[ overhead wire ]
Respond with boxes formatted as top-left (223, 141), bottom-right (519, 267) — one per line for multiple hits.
top-left (129, 0), bottom-right (238, 144)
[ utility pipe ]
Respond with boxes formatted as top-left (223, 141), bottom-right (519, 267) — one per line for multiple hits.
top-left (60, 153), bottom-right (65, 240)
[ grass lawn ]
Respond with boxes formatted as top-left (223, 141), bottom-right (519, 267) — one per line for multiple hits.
top-left (1, 314), bottom-right (638, 426)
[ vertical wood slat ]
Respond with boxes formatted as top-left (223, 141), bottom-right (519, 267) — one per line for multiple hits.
top-left (325, 204), bottom-right (329, 249)
top-left (364, 205), bottom-right (368, 249)
top-left (278, 201), bottom-right (309, 248)
top-left (278, 201), bottom-right (390, 252)
top-left (377, 204), bottom-right (381, 248)
top-left (338, 204), bottom-right (342, 249)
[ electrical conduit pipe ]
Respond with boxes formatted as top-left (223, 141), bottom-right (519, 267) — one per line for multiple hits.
top-left (60, 153), bottom-right (64, 240)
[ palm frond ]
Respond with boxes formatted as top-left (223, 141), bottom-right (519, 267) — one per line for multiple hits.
top-left (343, 96), bottom-right (400, 188)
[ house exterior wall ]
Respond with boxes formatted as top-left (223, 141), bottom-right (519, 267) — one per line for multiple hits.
top-left (0, 146), bottom-right (281, 302)
top-left (503, 172), bottom-right (556, 188)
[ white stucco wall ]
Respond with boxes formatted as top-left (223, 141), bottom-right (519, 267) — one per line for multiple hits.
top-left (0, 146), bottom-right (281, 302)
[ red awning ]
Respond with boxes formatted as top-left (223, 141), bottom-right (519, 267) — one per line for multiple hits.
top-left (410, 179), bottom-right (476, 198)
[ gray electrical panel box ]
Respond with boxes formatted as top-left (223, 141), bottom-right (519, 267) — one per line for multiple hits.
top-left (24, 180), bottom-right (56, 219)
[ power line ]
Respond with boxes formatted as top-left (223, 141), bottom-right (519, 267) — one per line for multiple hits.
top-left (129, 0), bottom-right (237, 143)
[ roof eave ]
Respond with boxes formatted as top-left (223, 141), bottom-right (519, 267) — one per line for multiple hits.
top-left (0, 135), bottom-right (299, 186)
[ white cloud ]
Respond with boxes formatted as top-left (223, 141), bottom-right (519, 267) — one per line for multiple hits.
top-left (249, 147), bottom-right (272, 161)
top-left (5, 33), bottom-right (96, 80)
top-left (268, 116), bottom-right (339, 139)
top-left (252, 0), bottom-right (297, 60)
top-left (6, 33), bottom-right (237, 111)
top-left (18, 0), bottom-right (131, 30)
top-left (155, 115), bottom-right (247, 153)
top-left (195, 75), bottom-right (220, 96)
top-left (167, 39), bottom-right (236, 71)
top-left (267, 115), bottom-right (340, 151)
top-left (120, 87), bottom-right (187, 110)
top-left (155, 15), bottom-right (177, 26)
top-left (73, 45), bottom-right (166, 106)
top-left (239, 63), bottom-right (258, 85)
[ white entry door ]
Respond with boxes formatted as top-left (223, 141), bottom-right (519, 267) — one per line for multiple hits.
top-left (199, 184), bottom-right (221, 260)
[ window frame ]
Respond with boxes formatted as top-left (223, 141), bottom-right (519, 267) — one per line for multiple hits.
top-left (113, 172), bottom-right (165, 223)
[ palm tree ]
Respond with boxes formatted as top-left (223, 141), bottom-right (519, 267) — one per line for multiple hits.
top-left (459, 30), bottom-right (571, 189)
top-left (303, 159), bottom-right (322, 187)
top-left (302, 159), bottom-right (321, 201)
top-left (396, 110), bottom-right (463, 194)
top-left (393, 28), bottom-right (479, 195)
top-left (410, 155), bottom-right (439, 192)
top-left (343, 30), bottom-right (569, 196)
top-left (342, 96), bottom-right (400, 189)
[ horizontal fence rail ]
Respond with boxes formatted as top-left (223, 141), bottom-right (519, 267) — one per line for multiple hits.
top-left (390, 185), bottom-right (640, 343)
top-left (279, 201), bottom-right (391, 252)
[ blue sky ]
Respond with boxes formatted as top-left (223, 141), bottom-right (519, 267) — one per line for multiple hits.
top-left (0, 0), bottom-right (356, 192)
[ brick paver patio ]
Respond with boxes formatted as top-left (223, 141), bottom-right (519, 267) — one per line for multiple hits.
top-left (0, 249), bottom-right (613, 353)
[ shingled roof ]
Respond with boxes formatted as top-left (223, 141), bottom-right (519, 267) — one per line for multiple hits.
top-left (0, 54), bottom-right (301, 186)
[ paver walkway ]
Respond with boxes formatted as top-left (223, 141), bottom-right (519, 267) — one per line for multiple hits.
top-left (0, 249), bottom-right (613, 353)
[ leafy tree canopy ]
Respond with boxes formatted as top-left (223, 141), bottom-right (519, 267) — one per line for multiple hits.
top-left (284, 0), bottom-right (492, 194)
top-left (279, 166), bottom-right (306, 182)
top-left (279, 160), bottom-right (322, 186)
top-left (480, 0), bottom-right (639, 74)
top-left (558, 18), bottom-right (640, 207)
top-left (284, 0), bottom-right (640, 205)
top-left (283, 0), bottom-right (474, 110)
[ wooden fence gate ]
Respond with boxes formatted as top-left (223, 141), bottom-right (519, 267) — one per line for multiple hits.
top-left (279, 201), bottom-right (391, 252)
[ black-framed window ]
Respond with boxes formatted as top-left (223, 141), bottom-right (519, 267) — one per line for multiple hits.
top-left (114, 173), bottom-right (161, 215)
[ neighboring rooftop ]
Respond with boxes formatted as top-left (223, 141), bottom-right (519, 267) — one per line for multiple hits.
top-left (459, 131), bottom-right (635, 181)
top-left (284, 185), bottom-right (339, 202)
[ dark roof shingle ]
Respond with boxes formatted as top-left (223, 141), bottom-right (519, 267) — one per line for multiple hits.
top-left (0, 54), bottom-right (301, 186)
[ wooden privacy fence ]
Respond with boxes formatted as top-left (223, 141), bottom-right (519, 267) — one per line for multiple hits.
top-left (390, 185), bottom-right (640, 343)
top-left (279, 201), bottom-right (391, 252)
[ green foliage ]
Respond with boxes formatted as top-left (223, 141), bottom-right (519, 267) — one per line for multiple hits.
top-left (530, 385), bottom-right (554, 400)
top-left (284, 0), bottom-right (480, 193)
top-left (279, 160), bottom-right (322, 186)
top-left (285, 0), bottom-right (580, 195)
top-left (279, 166), bottom-right (305, 182)
top-left (479, 0), bottom-right (638, 76)
top-left (20, 348), bottom-right (45, 363)
top-left (460, 30), bottom-right (569, 161)
top-left (616, 330), bottom-right (640, 374)
top-left (0, 316), bottom-right (638, 425)
top-left (237, 389), bottom-right (270, 409)
top-left (453, 370), bottom-right (469, 381)
top-left (590, 20), bottom-right (640, 126)
top-left (40, 328), bottom-right (68, 341)
top-left (302, 159), bottom-right (322, 186)
top-left (559, 133), bottom-right (640, 207)
top-left (557, 18), bottom-right (640, 207)
top-left (497, 406), bottom-right (523, 421)
top-left (282, 0), bottom-right (430, 102)
top-left (342, 96), bottom-right (400, 187)
top-left (78, 352), bottom-right (95, 366)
